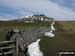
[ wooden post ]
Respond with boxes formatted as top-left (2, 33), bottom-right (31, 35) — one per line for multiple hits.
top-left (16, 34), bottom-right (19, 56)
top-left (12, 41), bottom-right (16, 56)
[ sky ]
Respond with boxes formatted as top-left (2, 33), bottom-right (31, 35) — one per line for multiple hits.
top-left (0, 0), bottom-right (75, 21)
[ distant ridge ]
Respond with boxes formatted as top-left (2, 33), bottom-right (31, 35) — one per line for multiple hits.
top-left (0, 14), bottom-right (56, 23)
top-left (16, 14), bottom-right (55, 23)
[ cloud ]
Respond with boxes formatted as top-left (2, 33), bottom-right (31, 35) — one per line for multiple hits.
top-left (0, 14), bottom-right (17, 21)
top-left (0, 8), bottom-right (3, 10)
top-left (50, 0), bottom-right (75, 10)
top-left (0, 0), bottom-right (75, 20)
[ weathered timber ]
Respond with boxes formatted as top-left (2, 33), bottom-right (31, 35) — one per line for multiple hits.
top-left (0, 51), bottom-right (13, 55)
top-left (0, 46), bottom-right (15, 49)
top-left (0, 41), bottom-right (15, 44)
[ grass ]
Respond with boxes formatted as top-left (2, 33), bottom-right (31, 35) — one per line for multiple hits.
top-left (39, 21), bottom-right (75, 56)
top-left (57, 21), bottom-right (75, 28)
top-left (40, 31), bottom-right (75, 56)
top-left (0, 20), bottom-right (75, 56)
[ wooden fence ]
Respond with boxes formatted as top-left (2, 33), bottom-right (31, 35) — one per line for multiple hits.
top-left (0, 39), bottom-right (18, 56)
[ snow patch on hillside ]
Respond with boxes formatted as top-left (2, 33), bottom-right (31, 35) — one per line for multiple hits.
top-left (44, 31), bottom-right (55, 37)
top-left (51, 22), bottom-right (55, 31)
top-left (27, 39), bottom-right (43, 56)
top-left (25, 14), bottom-right (33, 18)
top-left (44, 21), bottom-right (55, 37)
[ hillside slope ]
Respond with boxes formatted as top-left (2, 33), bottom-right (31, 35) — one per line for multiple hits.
top-left (0, 20), bottom-right (75, 56)
top-left (40, 21), bottom-right (75, 56)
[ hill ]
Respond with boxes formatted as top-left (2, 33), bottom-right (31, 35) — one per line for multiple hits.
top-left (15, 14), bottom-right (55, 23)
top-left (0, 19), bottom-right (75, 56)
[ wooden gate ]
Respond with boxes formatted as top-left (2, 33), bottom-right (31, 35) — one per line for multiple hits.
top-left (0, 39), bottom-right (18, 56)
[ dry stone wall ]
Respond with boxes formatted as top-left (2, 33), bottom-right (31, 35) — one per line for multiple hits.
top-left (5, 26), bottom-right (51, 51)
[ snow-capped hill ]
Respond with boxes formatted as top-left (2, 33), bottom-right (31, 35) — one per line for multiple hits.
top-left (17, 14), bottom-right (55, 23)
top-left (24, 14), bottom-right (45, 20)
top-left (25, 14), bottom-right (33, 18)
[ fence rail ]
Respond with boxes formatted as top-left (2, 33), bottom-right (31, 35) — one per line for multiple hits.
top-left (0, 41), bottom-right (15, 44)
top-left (0, 46), bottom-right (15, 49)
top-left (0, 40), bottom-right (17, 56)
top-left (0, 51), bottom-right (13, 55)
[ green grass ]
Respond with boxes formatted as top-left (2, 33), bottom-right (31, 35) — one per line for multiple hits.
top-left (57, 21), bottom-right (75, 28)
top-left (0, 30), bottom-right (8, 41)
top-left (40, 31), bottom-right (75, 56)
top-left (39, 21), bottom-right (75, 56)
top-left (0, 21), bottom-right (50, 28)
